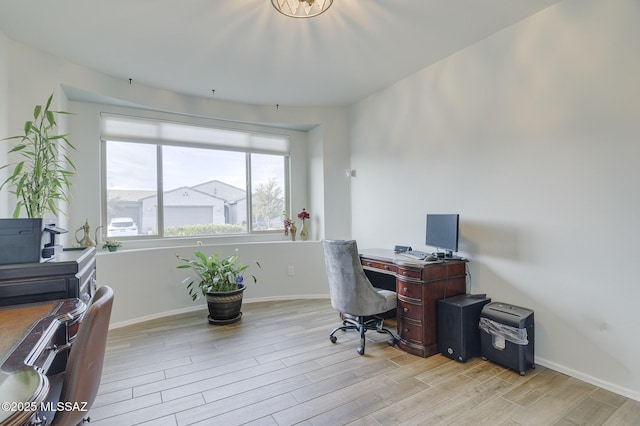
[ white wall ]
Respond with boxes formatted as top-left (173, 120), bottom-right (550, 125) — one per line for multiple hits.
top-left (2, 40), bottom-right (351, 239)
top-left (96, 240), bottom-right (327, 327)
top-left (0, 40), bottom-right (350, 327)
top-left (0, 29), bottom-right (9, 215)
top-left (308, 125), bottom-right (326, 240)
top-left (306, 121), bottom-right (353, 240)
top-left (321, 116), bottom-right (353, 240)
top-left (350, 0), bottom-right (640, 400)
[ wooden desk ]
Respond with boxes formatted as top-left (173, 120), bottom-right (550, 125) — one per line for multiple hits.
top-left (0, 299), bottom-right (85, 426)
top-left (360, 249), bottom-right (467, 358)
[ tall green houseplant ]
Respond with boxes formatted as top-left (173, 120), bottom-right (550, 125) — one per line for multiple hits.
top-left (0, 93), bottom-right (76, 218)
top-left (176, 246), bottom-right (260, 324)
top-left (176, 249), bottom-right (259, 300)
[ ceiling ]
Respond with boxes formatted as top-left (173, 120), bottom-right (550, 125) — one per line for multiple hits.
top-left (0, 0), bottom-right (561, 107)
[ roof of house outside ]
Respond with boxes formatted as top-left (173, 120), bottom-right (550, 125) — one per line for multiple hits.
top-left (107, 180), bottom-right (246, 204)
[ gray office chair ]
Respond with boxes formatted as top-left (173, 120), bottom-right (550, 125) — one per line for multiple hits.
top-left (321, 239), bottom-right (396, 355)
top-left (50, 285), bottom-right (114, 426)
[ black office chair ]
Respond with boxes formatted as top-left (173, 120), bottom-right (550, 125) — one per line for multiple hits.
top-left (321, 239), bottom-right (396, 355)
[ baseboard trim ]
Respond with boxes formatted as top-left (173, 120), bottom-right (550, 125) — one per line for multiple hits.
top-left (244, 294), bottom-right (329, 304)
top-left (109, 304), bottom-right (205, 329)
top-left (108, 294), bottom-right (330, 330)
top-left (535, 356), bottom-right (640, 402)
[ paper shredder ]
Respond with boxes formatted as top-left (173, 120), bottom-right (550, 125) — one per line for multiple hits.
top-left (479, 302), bottom-right (534, 376)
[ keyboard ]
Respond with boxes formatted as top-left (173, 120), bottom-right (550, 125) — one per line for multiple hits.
top-left (401, 250), bottom-right (432, 260)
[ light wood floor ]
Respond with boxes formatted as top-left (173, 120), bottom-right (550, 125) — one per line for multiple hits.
top-left (90, 299), bottom-right (640, 425)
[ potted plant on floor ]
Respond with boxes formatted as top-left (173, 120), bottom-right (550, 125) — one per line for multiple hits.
top-left (176, 246), bottom-right (260, 324)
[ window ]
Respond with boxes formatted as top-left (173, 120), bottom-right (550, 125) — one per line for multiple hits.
top-left (251, 153), bottom-right (287, 230)
top-left (101, 114), bottom-right (289, 239)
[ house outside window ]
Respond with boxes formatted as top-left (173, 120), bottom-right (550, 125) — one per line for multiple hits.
top-left (101, 114), bottom-right (290, 239)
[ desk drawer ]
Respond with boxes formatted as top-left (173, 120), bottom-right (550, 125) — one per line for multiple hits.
top-left (423, 261), bottom-right (466, 281)
top-left (397, 282), bottom-right (422, 300)
top-left (361, 259), bottom-right (396, 274)
top-left (398, 318), bottom-right (423, 344)
top-left (0, 278), bottom-right (69, 306)
top-left (398, 300), bottom-right (422, 321)
top-left (397, 267), bottom-right (421, 279)
top-left (79, 267), bottom-right (96, 304)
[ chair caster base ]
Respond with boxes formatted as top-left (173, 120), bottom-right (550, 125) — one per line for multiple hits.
top-left (329, 314), bottom-right (395, 355)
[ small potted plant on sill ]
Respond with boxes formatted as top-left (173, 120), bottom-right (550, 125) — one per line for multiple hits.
top-left (102, 240), bottom-right (122, 252)
top-left (176, 245), bottom-right (260, 325)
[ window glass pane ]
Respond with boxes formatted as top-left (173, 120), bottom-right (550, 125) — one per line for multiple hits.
top-left (162, 145), bottom-right (247, 236)
top-left (102, 116), bottom-right (291, 240)
top-left (251, 153), bottom-right (286, 231)
top-left (105, 141), bottom-right (157, 237)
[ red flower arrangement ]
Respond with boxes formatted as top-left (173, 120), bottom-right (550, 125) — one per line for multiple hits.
top-left (282, 211), bottom-right (293, 236)
top-left (297, 208), bottom-right (310, 220)
top-left (297, 209), bottom-right (310, 240)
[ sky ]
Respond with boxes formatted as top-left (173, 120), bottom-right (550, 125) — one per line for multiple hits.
top-left (106, 141), bottom-right (284, 193)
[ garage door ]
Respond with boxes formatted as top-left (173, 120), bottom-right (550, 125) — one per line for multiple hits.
top-left (164, 206), bottom-right (213, 228)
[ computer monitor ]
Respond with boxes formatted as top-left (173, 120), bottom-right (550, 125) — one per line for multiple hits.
top-left (425, 214), bottom-right (459, 258)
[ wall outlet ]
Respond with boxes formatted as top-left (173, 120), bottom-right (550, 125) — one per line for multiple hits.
top-left (288, 266), bottom-right (295, 276)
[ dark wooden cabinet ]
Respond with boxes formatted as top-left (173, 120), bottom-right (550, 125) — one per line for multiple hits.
top-left (0, 298), bottom-right (87, 425)
top-left (396, 261), bottom-right (466, 357)
top-left (0, 247), bottom-right (96, 306)
top-left (361, 249), bottom-right (467, 358)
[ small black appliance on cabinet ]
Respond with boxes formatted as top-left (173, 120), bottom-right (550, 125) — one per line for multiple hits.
top-left (437, 294), bottom-right (491, 363)
top-left (480, 302), bottom-right (535, 376)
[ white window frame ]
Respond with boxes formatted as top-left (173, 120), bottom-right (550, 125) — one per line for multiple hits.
top-left (100, 114), bottom-right (291, 239)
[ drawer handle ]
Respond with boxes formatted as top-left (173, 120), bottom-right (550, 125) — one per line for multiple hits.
top-left (402, 271), bottom-right (407, 275)
top-left (403, 288), bottom-right (408, 293)
top-left (404, 329), bottom-right (409, 333)
top-left (384, 266), bottom-right (389, 270)
top-left (403, 307), bottom-right (408, 313)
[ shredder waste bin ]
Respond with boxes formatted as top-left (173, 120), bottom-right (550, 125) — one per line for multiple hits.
top-left (479, 302), bottom-right (534, 376)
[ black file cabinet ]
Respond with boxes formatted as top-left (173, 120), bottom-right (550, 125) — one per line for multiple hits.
top-left (437, 294), bottom-right (491, 363)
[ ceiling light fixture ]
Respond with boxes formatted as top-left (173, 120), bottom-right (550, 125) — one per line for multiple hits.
top-left (271, 0), bottom-right (333, 18)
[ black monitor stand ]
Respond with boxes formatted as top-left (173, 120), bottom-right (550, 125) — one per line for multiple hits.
top-left (437, 251), bottom-right (464, 261)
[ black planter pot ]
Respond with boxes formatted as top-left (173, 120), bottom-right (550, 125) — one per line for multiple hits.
top-left (206, 283), bottom-right (246, 325)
